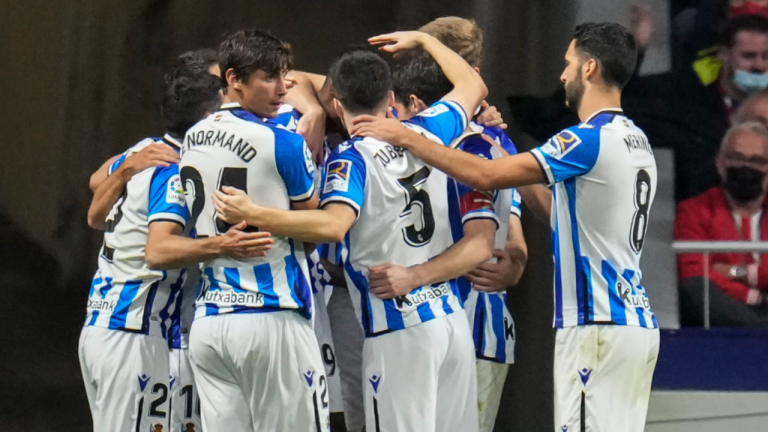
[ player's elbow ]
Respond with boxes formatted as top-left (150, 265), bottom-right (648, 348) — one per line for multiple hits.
top-left (325, 226), bottom-right (347, 244)
top-left (144, 245), bottom-right (169, 270)
top-left (87, 211), bottom-right (106, 231)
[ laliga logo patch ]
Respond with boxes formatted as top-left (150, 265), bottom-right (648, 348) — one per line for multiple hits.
top-left (166, 174), bottom-right (185, 205)
top-left (417, 103), bottom-right (449, 118)
top-left (303, 144), bottom-right (315, 174)
top-left (542, 130), bottom-right (582, 160)
top-left (323, 160), bottom-right (352, 193)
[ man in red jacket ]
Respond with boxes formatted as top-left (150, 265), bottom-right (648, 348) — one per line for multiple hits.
top-left (675, 121), bottom-right (768, 327)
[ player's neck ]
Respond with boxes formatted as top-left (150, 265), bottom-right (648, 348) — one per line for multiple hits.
top-left (343, 108), bottom-right (387, 138)
top-left (577, 88), bottom-right (622, 122)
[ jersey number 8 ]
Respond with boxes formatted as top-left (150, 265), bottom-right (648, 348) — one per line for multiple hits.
top-left (630, 169), bottom-right (652, 254)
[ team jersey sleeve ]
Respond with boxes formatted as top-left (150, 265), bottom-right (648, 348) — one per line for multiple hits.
top-left (108, 154), bottom-right (127, 175)
top-left (511, 188), bottom-right (522, 218)
top-left (455, 135), bottom-right (500, 227)
top-left (274, 129), bottom-right (316, 202)
top-left (320, 144), bottom-right (367, 219)
top-left (405, 100), bottom-right (468, 145)
top-left (480, 125), bottom-right (519, 156)
top-left (529, 126), bottom-right (600, 185)
top-left (147, 164), bottom-right (188, 228)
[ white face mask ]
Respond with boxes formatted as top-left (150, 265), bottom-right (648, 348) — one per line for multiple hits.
top-left (733, 69), bottom-right (768, 94)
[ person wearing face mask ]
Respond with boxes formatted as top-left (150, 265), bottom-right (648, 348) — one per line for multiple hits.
top-left (675, 121), bottom-right (768, 328)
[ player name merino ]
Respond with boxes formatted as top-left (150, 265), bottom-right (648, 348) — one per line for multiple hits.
top-left (184, 130), bottom-right (257, 162)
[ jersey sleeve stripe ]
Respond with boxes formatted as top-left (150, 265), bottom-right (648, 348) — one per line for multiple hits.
top-left (148, 213), bottom-right (186, 227)
top-left (320, 196), bottom-right (361, 220)
top-left (510, 205), bottom-right (522, 218)
top-left (290, 187), bottom-right (315, 203)
top-left (530, 149), bottom-right (555, 185)
top-left (461, 212), bottom-right (500, 229)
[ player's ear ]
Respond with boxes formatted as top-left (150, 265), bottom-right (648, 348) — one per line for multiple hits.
top-left (473, 66), bottom-right (481, 74)
top-left (583, 58), bottom-right (598, 81)
top-left (388, 90), bottom-right (395, 108)
top-left (409, 94), bottom-right (428, 113)
top-left (333, 98), bottom-right (345, 124)
top-left (226, 69), bottom-right (242, 90)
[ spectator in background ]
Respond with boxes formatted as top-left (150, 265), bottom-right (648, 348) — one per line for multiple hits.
top-left (734, 89), bottom-right (768, 125)
top-left (675, 122), bottom-right (768, 328)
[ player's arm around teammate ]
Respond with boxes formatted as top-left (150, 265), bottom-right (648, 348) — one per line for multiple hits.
top-left (145, 221), bottom-right (273, 269)
top-left (87, 143), bottom-right (181, 229)
top-left (466, 211), bottom-right (528, 292)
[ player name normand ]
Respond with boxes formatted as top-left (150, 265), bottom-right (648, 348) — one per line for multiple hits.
top-left (184, 130), bottom-right (257, 163)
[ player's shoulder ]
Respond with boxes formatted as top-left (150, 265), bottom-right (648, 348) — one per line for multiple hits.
top-left (270, 103), bottom-right (302, 132)
top-left (470, 121), bottom-right (518, 155)
top-left (329, 137), bottom-right (367, 162)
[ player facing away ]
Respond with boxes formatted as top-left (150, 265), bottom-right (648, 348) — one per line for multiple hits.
top-left (396, 17), bottom-right (529, 432)
top-left (79, 72), bottom-right (272, 432)
top-left (180, 29), bottom-right (330, 432)
top-left (212, 31), bottom-right (489, 432)
top-left (352, 22), bottom-right (660, 432)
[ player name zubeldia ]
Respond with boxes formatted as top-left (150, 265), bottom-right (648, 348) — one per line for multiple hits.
top-left (184, 130), bottom-right (257, 163)
top-left (372, 144), bottom-right (406, 167)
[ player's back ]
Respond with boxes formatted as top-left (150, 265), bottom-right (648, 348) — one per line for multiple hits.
top-left (86, 136), bottom-right (187, 337)
top-left (181, 102), bottom-right (315, 319)
top-left (531, 109), bottom-right (658, 328)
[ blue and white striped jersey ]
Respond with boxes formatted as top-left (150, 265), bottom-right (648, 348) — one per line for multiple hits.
top-left (321, 100), bottom-right (468, 337)
top-left (530, 109), bottom-right (658, 329)
top-left (181, 102), bottom-right (316, 320)
top-left (85, 135), bottom-right (188, 338)
top-left (446, 132), bottom-right (516, 364)
top-left (469, 122), bottom-right (523, 217)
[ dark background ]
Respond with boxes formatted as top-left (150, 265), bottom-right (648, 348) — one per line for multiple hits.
top-left (0, 0), bottom-right (671, 430)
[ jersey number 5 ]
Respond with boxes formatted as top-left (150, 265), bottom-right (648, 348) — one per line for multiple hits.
top-left (630, 169), bottom-right (652, 254)
top-left (397, 167), bottom-right (435, 247)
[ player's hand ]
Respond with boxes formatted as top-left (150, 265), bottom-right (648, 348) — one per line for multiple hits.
top-left (219, 221), bottom-right (273, 259)
top-left (630, 5), bottom-right (652, 50)
top-left (475, 101), bottom-right (507, 130)
top-left (122, 143), bottom-right (180, 175)
top-left (296, 108), bottom-right (326, 165)
top-left (213, 186), bottom-right (259, 226)
top-left (466, 249), bottom-right (519, 292)
top-left (368, 263), bottom-right (417, 299)
top-left (350, 115), bottom-right (414, 147)
top-left (369, 31), bottom-right (429, 56)
top-left (284, 72), bottom-right (299, 90)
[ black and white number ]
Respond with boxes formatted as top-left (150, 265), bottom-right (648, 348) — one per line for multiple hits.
top-left (101, 190), bottom-right (128, 261)
top-left (321, 343), bottom-right (337, 376)
top-left (180, 166), bottom-right (258, 235)
top-left (629, 169), bottom-right (652, 253)
top-left (148, 383), bottom-right (168, 418)
top-left (397, 167), bottom-right (435, 247)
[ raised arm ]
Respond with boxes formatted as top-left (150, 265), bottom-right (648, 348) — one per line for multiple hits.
top-left (285, 71), bottom-right (327, 162)
top-left (352, 116), bottom-right (545, 190)
top-left (369, 31), bottom-right (487, 119)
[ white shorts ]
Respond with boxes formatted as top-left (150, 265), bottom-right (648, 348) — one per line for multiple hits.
top-left (169, 348), bottom-right (201, 432)
top-left (554, 325), bottom-right (660, 432)
top-left (78, 326), bottom-right (170, 432)
top-left (327, 287), bottom-right (366, 432)
top-left (362, 312), bottom-right (478, 432)
top-left (313, 288), bottom-right (344, 413)
top-left (189, 311), bottom-right (330, 432)
top-left (476, 359), bottom-right (509, 432)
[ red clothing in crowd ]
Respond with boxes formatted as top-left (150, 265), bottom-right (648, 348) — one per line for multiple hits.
top-left (674, 187), bottom-right (768, 305)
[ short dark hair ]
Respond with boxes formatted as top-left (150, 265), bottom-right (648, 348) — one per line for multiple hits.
top-left (162, 73), bottom-right (222, 138)
top-left (165, 48), bottom-right (218, 84)
top-left (573, 22), bottom-right (637, 90)
top-left (218, 29), bottom-right (291, 89)
top-left (329, 48), bottom-right (392, 114)
top-left (720, 14), bottom-right (768, 49)
top-left (392, 51), bottom-right (453, 107)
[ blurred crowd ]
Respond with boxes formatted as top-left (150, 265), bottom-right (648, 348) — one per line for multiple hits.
top-left (510, 1), bottom-right (768, 328)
